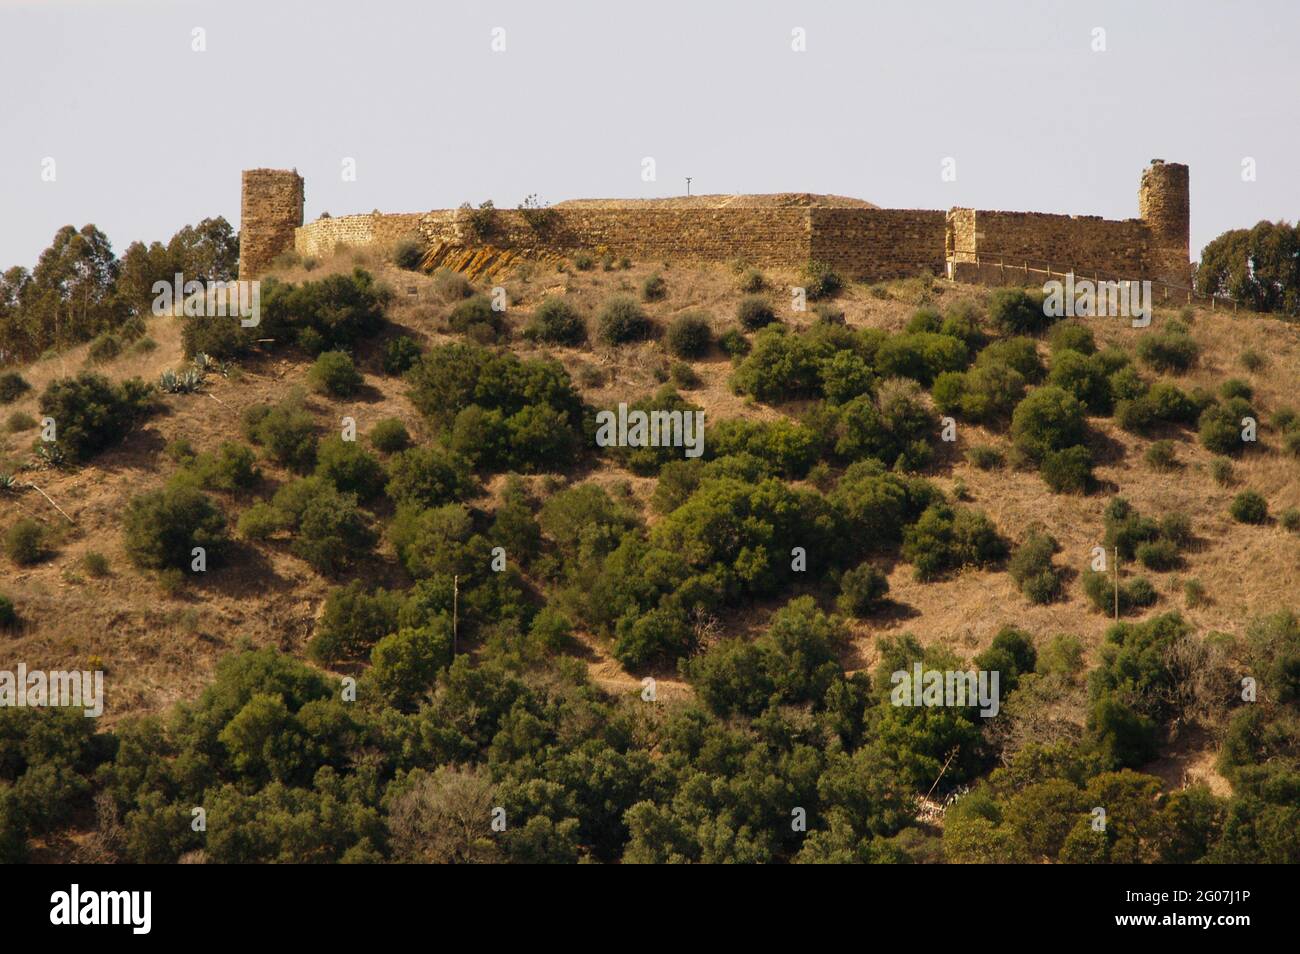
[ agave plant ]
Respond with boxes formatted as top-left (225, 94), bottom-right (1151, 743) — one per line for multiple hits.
top-left (159, 368), bottom-right (204, 394)
top-left (0, 473), bottom-right (20, 492)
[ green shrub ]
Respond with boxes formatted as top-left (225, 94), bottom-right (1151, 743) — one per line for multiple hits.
top-left (802, 262), bottom-right (842, 300)
top-left (86, 332), bottom-right (122, 364)
top-left (447, 296), bottom-right (504, 341)
top-left (989, 288), bottom-right (1050, 335)
top-left (524, 297), bottom-right (586, 345)
top-left (190, 441), bottom-right (261, 491)
top-left (665, 311), bottom-right (712, 358)
top-left (1008, 531), bottom-right (1061, 603)
top-left (1144, 440), bottom-right (1179, 471)
top-left (1136, 539), bottom-right (1181, 571)
top-left (368, 418), bottom-right (410, 454)
top-left (1239, 349), bottom-right (1264, 372)
top-left (1220, 378), bottom-right (1253, 401)
top-left (315, 437), bottom-right (386, 501)
top-left (1039, 445), bottom-right (1092, 494)
top-left (965, 444), bottom-right (1004, 470)
top-left (236, 502), bottom-right (283, 541)
top-left (5, 519), bottom-right (47, 565)
top-left (1229, 490), bottom-right (1268, 524)
top-left (243, 396), bottom-right (318, 473)
top-left (38, 372), bottom-right (155, 463)
top-left (1048, 322), bottom-right (1096, 355)
top-left (1280, 508), bottom-right (1300, 533)
top-left (392, 238), bottom-right (425, 270)
top-left (369, 621), bottom-right (453, 709)
top-left (976, 337), bottom-right (1044, 382)
top-left (122, 485), bottom-right (227, 572)
top-left (308, 351), bottom-right (363, 397)
top-left (837, 563), bottom-right (890, 617)
top-left (260, 268), bottom-right (390, 354)
top-left (0, 594), bottom-right (16, 629)
top-left (0, 372), bottom-right (31, 404)
top-left (641, 272), bottom-right (667, 302)
top-left (309, 582), bottom-right (401, 664)
top-left (1184, 578), bottom-right (1207, 607)
top-left (82, 551), bottom-right (109, 577)
top-left (1137, 328), bottom-right (1198, 373)
top-left (1046, 350), bottom-right (1112, 414)
top-left (902, 503), bottom-right (1007, 581)
top-left (386, 445), bottom-right (476, 507)
top-left (181, 313), bottom-right (253, 361)
top-left (875, 332), bottom-right (969, 387)
top-left (272, 479), bottom-right (375, 575)
top-left (572, 251), bottom-right (594, 271)
top-left (597, 295), bottom-right (652, 345)
top-left (718, 328), bottom-right (750, 357)
top-left (1198, 401), bottom-right (1251, 455)
top-left (1010, 386), bottom-right (1087, 462)
top-left (1082, 569), bottom-right (1158, 615)
top-left (737, 295), bottom-right (776, 331)
top-left (381, 336), bottom-right (421, 375)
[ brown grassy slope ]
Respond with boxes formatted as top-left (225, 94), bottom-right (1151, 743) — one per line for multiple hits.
top-left (1, 250), bottom-right (1297, 766)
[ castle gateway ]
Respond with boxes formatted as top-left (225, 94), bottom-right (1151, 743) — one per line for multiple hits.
top-left (239, 161), bottom-right (1189, 290)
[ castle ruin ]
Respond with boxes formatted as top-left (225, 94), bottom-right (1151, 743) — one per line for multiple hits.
top-left (239, 162), bottom-right (1190, 289)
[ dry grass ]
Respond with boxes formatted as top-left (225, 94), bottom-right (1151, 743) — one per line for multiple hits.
top-left (2, 248), bottom-right (1295, 782)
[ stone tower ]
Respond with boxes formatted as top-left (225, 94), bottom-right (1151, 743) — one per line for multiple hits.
top-left (1138, 160), bottom-right (1190, 287)
top-left (239, 168), bottom-right (304, 279)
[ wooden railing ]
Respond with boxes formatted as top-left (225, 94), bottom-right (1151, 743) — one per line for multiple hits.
top-left (948, 250), bottom-right (1241, 312)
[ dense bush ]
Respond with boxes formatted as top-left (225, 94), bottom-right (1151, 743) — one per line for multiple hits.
top-left (874, 332), bottom-right (969, 386)
top-left (665, 311), bottom-right (712, 358)
top-left (989, 288), bottom-right (1051, 335)
top-left (0, 594), bottom-right (16, 629)
top-left (641, 272), bottom-right (667, 302)
top-left (1229, 490), bottom-right (1268, 524)
top-left (187, 441), bottom-right (261, 491)
top-left (1008, 531), bottom-right (1062, 603)
top-left (5, 519), bottom-right (47, 566)
top-left (259, 268), bottom-right (390, 354)
top-left (1040, 445), bottom-right (1093, 494)
top-left (38, 372), bottom-right (155, 463)
top-left (386, 445), bottom-right (476, 507)
top-left (381, 336), bottom-right (422, 375)
top-left (901, 502), bottom-right (1007, 581)
top-left (1199, 398), bottom-right (1255, 455)
top-left (407, 342), bottom-right (584, 472)
top-left (243, 395), bottom-right (318, 473)
top-left (1010, 386), bottom-right (1086, 462)
top-left (1136, 325), bottom-right (1199, 373)
top-left (308, 351), bottom-right (362, 397)
top-left (315, 437), bottom-right (386, 501)
top-left (837, 563), bottom-right (890, 617)
top-left (1048, 322), bottom-right (1096, 356)
top-left (802, 262), bottom-right (842, 300)
top-left (448, 296), bottom-right (505, 341)
top-left (1082, 569), bottom-right (1157, 616)
top-left (122, 485), bottom-right (227, 573)
top-left (181, 314), bottom-right (254, 361)
top-left (391, 239), bottom-right (425, 271)
top-left (368, 418), bottom-right (410, 454)
top-left (524, 297), bottom-right (586, 346)
top-left (597, 295), bottom-right (652, 345)
top-left (0, 371), bottom-right (31, 404)
top-left (737, 295), bottom-right (777, 331)
top-left (270, 477), bottom-right (376, 575)
top-left (308, 582), bottom-right (401, 664)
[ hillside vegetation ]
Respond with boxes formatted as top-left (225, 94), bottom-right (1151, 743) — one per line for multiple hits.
top-left (2, 241), bottom-right (1298, 864)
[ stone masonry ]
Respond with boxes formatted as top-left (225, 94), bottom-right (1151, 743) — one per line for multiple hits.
top-left (240, 162), bottom-right (1190, 287)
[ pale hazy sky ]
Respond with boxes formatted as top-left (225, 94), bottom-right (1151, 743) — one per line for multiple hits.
top-left (2, 0), bottom-right (1296, 269)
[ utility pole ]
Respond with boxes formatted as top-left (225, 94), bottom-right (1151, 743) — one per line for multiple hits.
top-left (452, 574), bottom-right (459, 657)
top-left (685, 177), bottom-right (693, 196)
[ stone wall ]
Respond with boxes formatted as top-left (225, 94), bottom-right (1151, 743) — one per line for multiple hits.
top-left (809, 208), bottom-right (947, 279)
top-left (947, 209), bottom-right (1149, 277)
top-left (239, 169), bottom-right (304, 279)
top-left (272, 160), bottom-right (1191, 287)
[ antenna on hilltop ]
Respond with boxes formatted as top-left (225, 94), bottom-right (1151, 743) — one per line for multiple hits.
top-left (685, 177), bottom-right (693, 197)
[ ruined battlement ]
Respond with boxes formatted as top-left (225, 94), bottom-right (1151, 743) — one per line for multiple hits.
top-left (238, 162), bottom-right (1190, 287)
